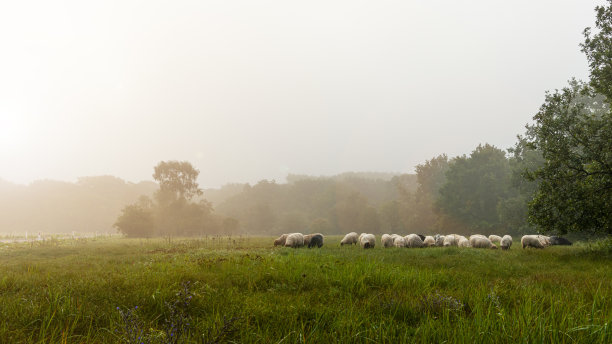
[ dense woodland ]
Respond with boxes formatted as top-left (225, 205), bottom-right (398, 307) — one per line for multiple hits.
top-left (0, 146), bottom-right (562, 237)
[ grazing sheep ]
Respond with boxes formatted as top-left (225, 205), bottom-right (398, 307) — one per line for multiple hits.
top-left (538, 235), bottom-right (551, 247)
top-left (417, 234), bottom-right (426, 241)
top-left (340, 232), bottom-right (358, 246)
top-left (360, 234), bottom-right (376, 249)
top-left (458, 236), bottom-right (470, 247)
top-left (303, 233), bottom-right (323, 247)
top-left (550, 236), bottom-right (572, 246)
top-left (393, 236), bottom-right (407, 247)
top-left (435, 234), bottom-right (446, 247)
top-left (284, 233), bottom-right (305, 248)
top-left (500, 235), bottom-right (512, 250)
top-left (423, 236), bottom-right (435, 247)
top-left (489, 235), bottom-right (502, 243)
top-left (469, 234), bottom-right (487, 239)
top-left (405, 234), bottom-right (424, 248)
top-left (381, 234), bottom-right (395, 248)
top-left (274, 234), bottom-right (288, 246)
top-left (469, 235), bottom-right (497, 249)
top-left (521, 235), bottom-right (550, 249)
top-left (443, 234), bottom-right (459, 247)
top-left (306, 234), bottom-right (324, 248)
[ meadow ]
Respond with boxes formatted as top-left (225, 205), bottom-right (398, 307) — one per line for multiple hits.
top-left (0, 236), bottom-right (610, 343)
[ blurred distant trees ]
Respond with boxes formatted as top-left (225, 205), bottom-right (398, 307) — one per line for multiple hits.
top-left (410, 155), bottom-right (450, 232)
top-left (153, 161), bottom-right (203, 205)
top-left (114, 161), bottom-right (235, 237)
top-left (114, 201), bottom-right (154, 238)
top-left (215, 173), bottom-right (408, 235)
top-left (436, 145), bottom-right (513, 233)
top-left (0, 176), bottom-right (157, 235)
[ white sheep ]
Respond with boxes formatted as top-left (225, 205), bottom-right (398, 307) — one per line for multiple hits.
top-left (469, 235), bottom-right (497, 249)
top-left (458, 236), bottom-right (470, 247)
top-left (538, 235), bottom-right (551, 247)
top-left (500, 235), bottom-right (512, 250)
top-left (489, 235), bottom-right (502, 243)
top-left (274, 234), bottom-right (288, 246)
top-left (284, 233), bottom-right (305, 248)
top-left (404, 234), bottom-right (424, 248)
top-left (340, 232), bottom-right (358, 246)
top-left (360, 234), bottom-right (376, 249)
top-left (393, 236), bottom-right (407, 247)
top-left (443, 234), bottom-right (459, 247)
top-left (423, 236), bottom-right (435, 247)
top-left (381, 234), bottom-right (395, 248)
top-left (521, 235), bottom-right (550, 249)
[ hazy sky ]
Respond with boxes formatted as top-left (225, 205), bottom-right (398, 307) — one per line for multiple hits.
top-left (0, 0), bottom-right (604, 188)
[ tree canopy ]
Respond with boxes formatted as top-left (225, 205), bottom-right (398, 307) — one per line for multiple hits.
top-left (518, 1), bottom-right (612, 235)
top-left (153, 161), bottom-right (203, 204)
top-left (523, 81), bottom-right (611, 234)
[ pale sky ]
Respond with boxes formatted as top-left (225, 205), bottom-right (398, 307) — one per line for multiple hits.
top-left (0, 0), bottom-right (603, 188)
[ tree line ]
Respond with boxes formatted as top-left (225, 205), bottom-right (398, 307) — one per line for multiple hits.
top-left (2, 2), bottom-right (609, 238)
top-left (116, 1), bottom-right (611, 238)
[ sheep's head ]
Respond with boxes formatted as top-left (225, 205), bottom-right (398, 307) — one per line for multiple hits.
top-left (490, 244), bottom-right (498, 250)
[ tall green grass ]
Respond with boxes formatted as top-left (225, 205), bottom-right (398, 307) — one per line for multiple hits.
top-left (0, 236), bottom-right (610, 343)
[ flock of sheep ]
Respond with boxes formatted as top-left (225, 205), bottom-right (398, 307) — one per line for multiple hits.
top-left (340, 232), bottom-right (510, 249)
top-left (273, 232), bottom-right (572, 249)
top-left (273, 233), bottom-right (324, 248)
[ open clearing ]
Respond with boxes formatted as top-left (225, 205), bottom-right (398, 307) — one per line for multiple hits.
top-left (0, 236), bottom-right (610, 343)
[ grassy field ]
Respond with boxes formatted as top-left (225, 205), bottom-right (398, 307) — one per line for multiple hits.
top-left (0, 236), bottom-right (610, 343)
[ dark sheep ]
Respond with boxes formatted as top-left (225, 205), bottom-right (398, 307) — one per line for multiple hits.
top-left (417, 234), bottom-right (426, 241)
top-left (549, 236), bottom-right (573, 246)
top-left (307, 234), bottom-right (324, 248)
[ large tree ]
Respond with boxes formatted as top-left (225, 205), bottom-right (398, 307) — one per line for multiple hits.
top-left (523, 81), bottom-right (611, 234)
top-left (582, 0), bottom-right (612, 100)
top-left (520, 1), bottom-right (612, 235)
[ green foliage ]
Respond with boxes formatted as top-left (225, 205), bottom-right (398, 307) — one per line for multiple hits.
top-left (582, 0), bottom-right (612, 100)
top-left (517, 1), bottom-right (612, 235)
top-left (498, 137), bottom-right (545, 234)
top-left (0, 237), bottom-right (610, 343)
top-left (437, 144), bottom-right (513, 233)
top-left (524, 81), bottom-right (611, 234)
top-left (410, 154), bottom-right (450, 232)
